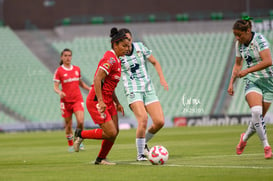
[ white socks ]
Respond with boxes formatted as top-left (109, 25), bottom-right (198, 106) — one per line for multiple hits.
top-left (136, 138), bottom-right (145, 155)
top-left (243, 121), bottom-right (255, 142)
top-left (247, 106), bottom-right (270, 148)
top-left (136, 132), bottom-right (156, 155)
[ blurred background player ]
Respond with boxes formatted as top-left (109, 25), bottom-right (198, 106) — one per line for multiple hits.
top-left (228, 17), bottom-right (273, 159)
top-left (53, 48), bottom-right (90, 152)
top-left (73, 28), bottom-right (130, 165)
top-left (119, 28), bottom-right (168, 161)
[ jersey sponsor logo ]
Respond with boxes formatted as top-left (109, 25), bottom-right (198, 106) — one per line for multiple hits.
top-left (109, 57), bottom-right (116, 65)
top-left (129, 63), bottom-right (140, 80)
top-left (103, 63), bottom-right (110, 70)
top-left (244, 55), bottom-right (253, 65)
top-left (63, 77), bottom-right (80, 83)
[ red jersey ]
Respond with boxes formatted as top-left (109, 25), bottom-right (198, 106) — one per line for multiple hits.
top-left (53, 65), bottom-right (83, 103)
top-left (89, 50), bottom-right (121, 103)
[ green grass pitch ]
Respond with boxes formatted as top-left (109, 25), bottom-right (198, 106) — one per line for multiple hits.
top-left (1, 125), bottom-right (273, 181)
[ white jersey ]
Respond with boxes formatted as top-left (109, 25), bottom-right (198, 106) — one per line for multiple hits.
top-left (235, 32), bottom-right (273, 81)
top-left (120, 42), bottom-right (154, 95)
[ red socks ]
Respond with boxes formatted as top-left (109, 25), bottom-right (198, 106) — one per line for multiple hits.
top-left (80, 129), bottom-right (114, 159)
top-left (98, 140), bottom-right (114, 159)
top-left (81, 128), bottom-right (103, 139)
top-left (66, 135), bottom-right (73, 146)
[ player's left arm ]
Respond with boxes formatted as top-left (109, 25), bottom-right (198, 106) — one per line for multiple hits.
top-left (239, 49), bottom-right (273, 78)
top-left (112, 91), bottom-right (124, 116)
top-left (147, 55), bottom-right (169, 91)
top-left (79, 79), bottom-right (91, 91)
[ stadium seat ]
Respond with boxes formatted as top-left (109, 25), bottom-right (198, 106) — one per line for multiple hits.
top-left (148, 14), bottom-right (156, 22)
top-left (176, 13), bottom-right (189, 22)
top-left (124, 16), bottom-right (132, 23)
top-left (90, 17), bottom-right (104, 24)
top-left (210, 12), bottom-right (223, 20)
top-left (61, 18), bottom-right (71, 26)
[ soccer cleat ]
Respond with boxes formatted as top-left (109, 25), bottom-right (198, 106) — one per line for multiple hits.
top-left (68, 146), bottom-right (74, 152)
top-left (73, 129), bottom-right (83, 152)
top-left (144, 144), bottom-right (150, 157)
top-left (79, 142), bottom-right (85, 150)
top-left (94, 159), bottom-right (116, 165)
top-left (236, 133), bottom-right (247, 155)
top-left (264, 146), bottom-right (272, 159)
top-left (136, 154), bottom-right (148, 161)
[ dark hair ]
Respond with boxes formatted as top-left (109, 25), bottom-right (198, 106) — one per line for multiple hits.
top-left (59, 48), bottom-right (72, 65)
top-left (233, 19), bottom-right (252, 32)
top-left (119, 28), bottom-right (132, 36)
top-left (110, 27), bottom-right (128, 48)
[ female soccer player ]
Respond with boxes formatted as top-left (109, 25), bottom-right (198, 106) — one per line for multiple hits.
top-left (53, 48), bottom-right (90, 152)
top-left (228, 17), bottom-right (273, 159)
top-left (119, 28), bottom-right (168, 161)
top-left (73, 28), bottom-right (130, 165)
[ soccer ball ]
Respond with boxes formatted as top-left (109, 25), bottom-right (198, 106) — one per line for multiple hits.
top-left (148, 145), bottom-right (169, 165)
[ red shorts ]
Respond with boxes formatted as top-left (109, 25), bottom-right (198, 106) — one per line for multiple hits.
top-left (60, 101), bottom-right (84, 118)
top-left (86, 92), bottom-right (117, 125)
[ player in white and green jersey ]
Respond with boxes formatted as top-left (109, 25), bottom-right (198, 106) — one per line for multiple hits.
top-left (119, 28), bottom-right (169, 161)
top-left (228, 17), bottom-right (273, 159)
top-left (120, 42), bottom-right (154, 95)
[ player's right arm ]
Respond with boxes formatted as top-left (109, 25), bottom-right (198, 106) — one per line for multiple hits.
top-left (228, 56), bottom-right (243, 96)
top-left (53, 69), bottom-right (66, 99)
top-left (54, 82), bottom-right (66, 99)
top-left (93, 68), bottom-right (107, 113)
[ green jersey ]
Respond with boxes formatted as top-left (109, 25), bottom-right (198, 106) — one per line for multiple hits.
top-left (120, 42), bottom-right (154, 95)
top-left (235, 32), bottom-right (273, 81)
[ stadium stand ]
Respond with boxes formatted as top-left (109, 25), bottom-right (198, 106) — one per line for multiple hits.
top-left (0, 26), bottom-right (63, 122)
top-left (0, 111), bottom-right (17, 124)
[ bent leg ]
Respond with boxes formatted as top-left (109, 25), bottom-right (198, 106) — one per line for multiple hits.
top-left (246, 92), bottom-right (269, 147)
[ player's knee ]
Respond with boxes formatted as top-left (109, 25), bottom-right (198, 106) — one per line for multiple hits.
top-left (106, 129), bottom-right (118, 139)
top-left (156, 119), bottom-right (165, 129)
top-left (138, 116), bottom-right (148, 128)
top-left (251, 106), bottom-right (263, 123)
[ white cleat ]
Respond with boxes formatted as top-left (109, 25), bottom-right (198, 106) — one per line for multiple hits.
top-left (136, 154), bottom-right (148, 161)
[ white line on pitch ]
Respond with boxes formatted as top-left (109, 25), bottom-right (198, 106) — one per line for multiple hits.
top-left (128, 162), bottom-right (273, 169)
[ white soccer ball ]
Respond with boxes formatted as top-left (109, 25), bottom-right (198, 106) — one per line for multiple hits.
top-left (148, 145), bottom-right (169, 165)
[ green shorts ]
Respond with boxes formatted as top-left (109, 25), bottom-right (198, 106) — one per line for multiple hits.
top-left (244, 77), bottom-right (273, 103)
top-left (126, 90), bottom-right (159, 106)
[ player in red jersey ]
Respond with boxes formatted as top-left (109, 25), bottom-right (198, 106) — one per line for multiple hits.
top-left (53, 48), bottom-right (90, 152)
top-left (73, 28), bottom-right (130, 165)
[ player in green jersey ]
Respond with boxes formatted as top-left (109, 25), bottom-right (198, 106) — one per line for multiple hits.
top-left (119, 28), bottom-right (168, 161)
top-left (228, 17), bottom-right (273, 159)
